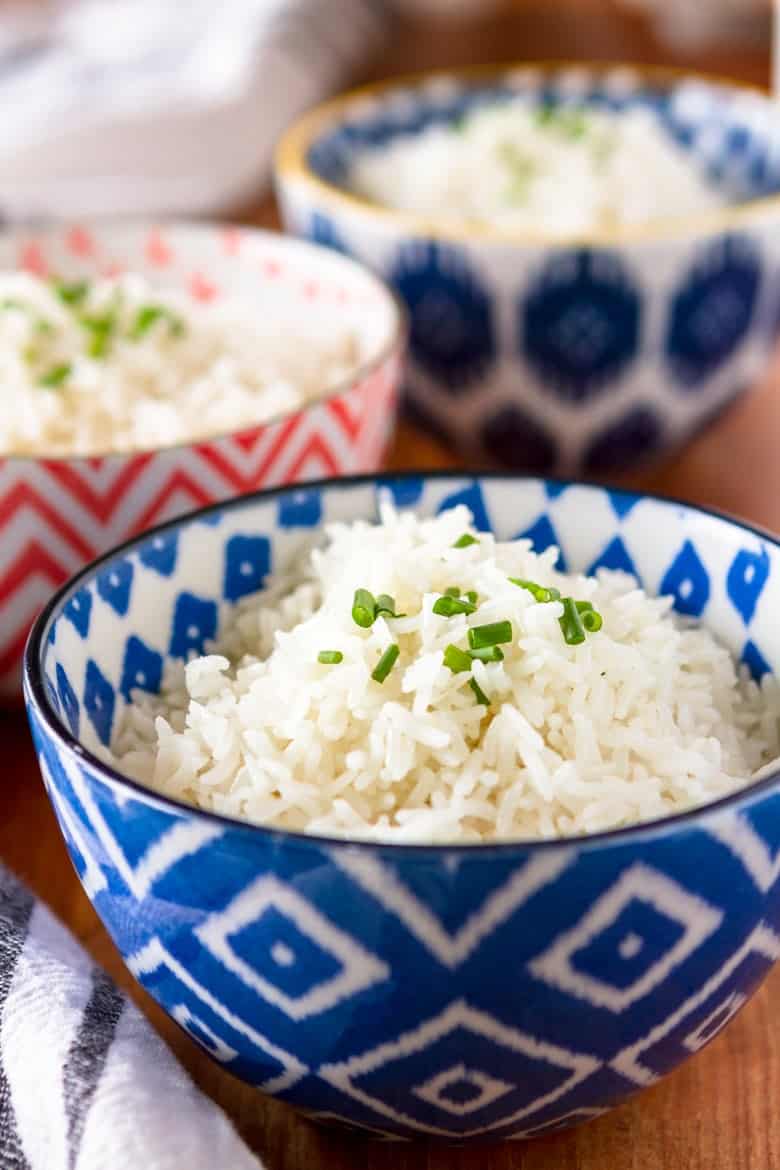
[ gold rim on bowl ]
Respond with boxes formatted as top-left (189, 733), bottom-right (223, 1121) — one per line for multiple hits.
top-left (275, 59), bottom-right (780, 248)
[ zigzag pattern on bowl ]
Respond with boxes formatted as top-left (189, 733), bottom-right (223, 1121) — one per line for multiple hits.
top-left (24, 476), bottom-right (780, 1140)
top-left (277, 66), bottom-right (780, 471)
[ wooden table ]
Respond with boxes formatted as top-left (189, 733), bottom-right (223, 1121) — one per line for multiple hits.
top-left (5, 4), bottom-right (780, 1168)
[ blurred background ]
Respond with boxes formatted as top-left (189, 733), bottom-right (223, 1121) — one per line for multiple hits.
top-left (0, 0), bottom-right (772, 224)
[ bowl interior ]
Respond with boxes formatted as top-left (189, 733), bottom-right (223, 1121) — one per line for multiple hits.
top-left (307, 66), bottom-right (780, 210)
top-left (0, 222), bottom-right (402, 412)
top-left (31, 475), bottom-right (780, 771)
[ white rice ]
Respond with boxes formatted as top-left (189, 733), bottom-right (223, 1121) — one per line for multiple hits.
top-left (349, 100), bottom-right (723, 234)
top-left (110, 501), bottom-right (780, 843)
top-left (0, 272), bottom-right (360, 457)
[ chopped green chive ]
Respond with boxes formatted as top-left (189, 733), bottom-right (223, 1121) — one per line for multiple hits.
top-left (469, 645), bottom-right (504, 663)
top-left (371, 643), bottom-right (399, 684)
top-left (509, 578), bottom-right (560, 603)
top-left (468, 621), bottom-right (513, 650)
top-left (87, 326), bottom-right (110, 358)
top-left (444, 586), bottom-right (461, 598)
top-left (375, 593), bottom-right (404, 619)
top-left (317, 650), bottom-right (343, 665)
top-left (497, 141), bottom-right (536, 195)
top-left (352, 588), bottom-right (377, 628)
top-left (38, 362), bottom-right (71, 388)
top-left (469, 677), bottom-right (490, 707)
top-left (53, 279), bottom-right (89, 306)
top-left (131, 304), bottom-right (184, 340)
top-left (443, 644), bottom-right (472, 674)
top-left (575, 601), bottom-right (603, 632)
top-left (535, 104), bottom-right (588, 140)
top-left (453, 533), bottom-right (478, 549)
top-left (81, 308), bottom-right (117, 359)
top-left (559, 597), bottom-right (586, 645)
top-left (466, 590), bottom-right (478, 605)
top-left (433, 595), bottom-right (476, 617)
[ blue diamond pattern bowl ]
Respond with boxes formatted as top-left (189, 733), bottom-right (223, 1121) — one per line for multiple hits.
top-left (23, 475), bottom-right (780, 1141)
top-left (275, 64), bottom-right (780, 474)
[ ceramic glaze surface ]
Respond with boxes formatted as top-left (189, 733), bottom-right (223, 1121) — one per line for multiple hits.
top-left (0, 224), bottom-right (404, 697)
top-left (24, 475), bottom-right (780, 1141)
top-left (276, 66), bottom-right (780, 476)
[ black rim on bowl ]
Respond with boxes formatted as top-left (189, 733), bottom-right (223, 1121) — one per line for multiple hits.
top-left (23, 470), bottom-right (780, 858)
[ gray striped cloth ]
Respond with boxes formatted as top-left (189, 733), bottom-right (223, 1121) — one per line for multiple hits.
top-left (0, 865), bottom-right (262, 1170)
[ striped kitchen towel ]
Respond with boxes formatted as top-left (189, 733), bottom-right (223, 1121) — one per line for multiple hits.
top-left (0, 864), bottom-right (262, 1170)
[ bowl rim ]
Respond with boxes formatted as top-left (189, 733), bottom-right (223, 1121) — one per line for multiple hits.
top-left (0, 220), bottom-right (407, 465)
top-left (274, 59), bottom-right (780, 249)
top-left (23, 469), bottom-right (780, 859)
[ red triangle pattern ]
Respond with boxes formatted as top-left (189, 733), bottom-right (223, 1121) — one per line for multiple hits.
top-left (0, 355), bottom-right (400, 696)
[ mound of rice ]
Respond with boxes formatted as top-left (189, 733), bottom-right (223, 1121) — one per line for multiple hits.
top-left (349, 100), bottom-right (723, 234)
top-left (0, 271), bottom-right (360, 457)
top-left (111, 501), bottom-right (780, 842)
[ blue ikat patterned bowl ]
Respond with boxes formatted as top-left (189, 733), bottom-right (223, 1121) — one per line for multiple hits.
top-left (23, 475), bottom-right (780, 1141)
top-left (275, 64), bottom-right (780, 473)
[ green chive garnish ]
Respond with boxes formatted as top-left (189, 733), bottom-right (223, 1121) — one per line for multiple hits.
top-left (372, 644), bottom-right (399, 684)
top-left (352, 588), bottom-right (377, 628)
top-left (81, 309), bottom-right (117, 358)
top-left (509, 578), bottom-right (560, 603)
top-left (444, 586), bottom-right (461, 598)
top-left (38, 362), bottom-right (71, 388)
top-left (318, 650), bottom-right (343, 665)
top-left (433, 595), bottom-right (476, 617)
top-left (469, 677), bottom-right (490, 706)
top-left (453, 533), bottom-right (478, 549)
top-left (53, 279), bottom-right (89, 306)
top-left (559, 598), bottom-right (586, 645)
top-left (375, 593), bottom-right (404, 619)
top-left (87, 327), bottom-right (110, 358)
top-left (466, 590), bottom-right (478, 605)
top-left (575, 601), bottom-right (603, 632)
top-left (131, 304), bottom-right (184, 340)
top-left (469, 645), bottom-right (504, 663)
top-left (443, 644), bottom-right (472, 674)
top-left (468, 621), bottom-right (513, 650)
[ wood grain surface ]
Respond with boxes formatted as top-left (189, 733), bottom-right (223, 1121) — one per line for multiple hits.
top-left (4, 4), bottom-right (780, 1167)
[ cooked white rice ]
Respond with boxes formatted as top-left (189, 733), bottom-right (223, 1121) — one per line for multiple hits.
top-left (110, 502), bottom-right (780, 843)
top-left (349, 100), bottom-right (723, 234)
top-left (0, 272), bottom-right (360, 457)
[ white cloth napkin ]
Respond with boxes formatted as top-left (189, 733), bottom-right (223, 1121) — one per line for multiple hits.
top-left (0, 0), bottom-right (389, 222)
top-left (0, 864), bottom-right (263, 1169)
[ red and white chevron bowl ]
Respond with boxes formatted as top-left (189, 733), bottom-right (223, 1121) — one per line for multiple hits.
top-left (0, 223), bottom-right (405, 698)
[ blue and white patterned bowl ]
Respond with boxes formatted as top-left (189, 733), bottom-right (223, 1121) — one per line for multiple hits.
top-left (275, 64), bottom-right (780, 473)
top-left (23, 474), bottom-right (780, 1141)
